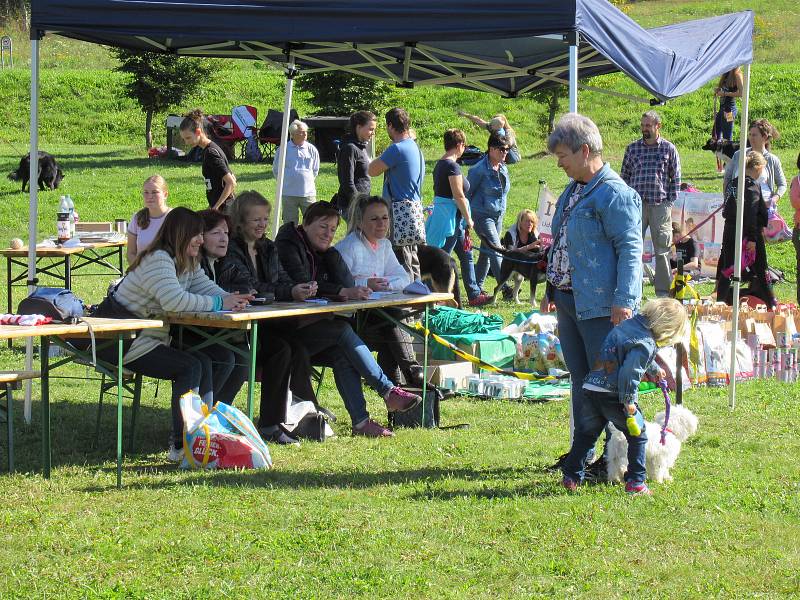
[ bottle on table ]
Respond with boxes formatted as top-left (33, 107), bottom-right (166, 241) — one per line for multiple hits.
top-left (66, 195), bottom-right (76, 237)
top-left (57, 196), bottom-right (71, 244)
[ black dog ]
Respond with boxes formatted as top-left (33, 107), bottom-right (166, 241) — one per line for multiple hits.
top-left (417, 244), bottom-right (462, 308)
top-left (479, 236), bottom-right (547, 305)
top-left (8, 151), bottom-right (64, 192)
top-left (701, 138), bottom-right (745, 166)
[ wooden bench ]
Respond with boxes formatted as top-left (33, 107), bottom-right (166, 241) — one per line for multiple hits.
top-left (1, 370), bottom-right (41, 473)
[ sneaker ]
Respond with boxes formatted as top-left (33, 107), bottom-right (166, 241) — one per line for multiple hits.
top-left (259, 425), bottom-right (301, 446)
top-left (384, 387), bottom-right (421, 413)
top-left (584, 455), bottom-right (608, 483)
top-left (562, 476), bottom-right (579, 492)
top-left (468, 292), bottom-right (492, 307)
top-left (167, 445), bottom-right (183, 463)
top-left (352, 418), bottom-right (394, 438)
top-left (625, 481), bottom-right (652, 496)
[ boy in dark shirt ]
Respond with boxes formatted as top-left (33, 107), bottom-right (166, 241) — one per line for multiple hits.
top-left (670, 221), bottom-right (698, 272)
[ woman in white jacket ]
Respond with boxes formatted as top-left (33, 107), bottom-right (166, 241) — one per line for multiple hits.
top-left (336, 195), bottom-right (424, 387)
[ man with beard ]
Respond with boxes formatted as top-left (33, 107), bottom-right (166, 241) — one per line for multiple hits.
top-left (620, 111), bottom-right (681, 297)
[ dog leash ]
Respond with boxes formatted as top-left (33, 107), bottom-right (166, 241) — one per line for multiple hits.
top-left (0, 136), bottom-right (25, 157)
top-left (657, 379), bottom-right (671, 445)
top-left (674, 203), bottom-right (725, 245)
top-left (472, 244), bottom-right (547, 265)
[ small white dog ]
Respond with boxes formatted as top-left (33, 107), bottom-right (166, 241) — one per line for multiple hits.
top-left (606, 405), bottom-right (698, 484)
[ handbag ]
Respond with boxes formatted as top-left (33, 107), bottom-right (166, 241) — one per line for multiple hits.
top-left (391, 199), bottom-right (426, 246)
top-left (387, 386), bottom-right (441, 429)
top-left (17, 287), bottom-right (85, 323)
top-left (91, 277), bottom-right (138, 319)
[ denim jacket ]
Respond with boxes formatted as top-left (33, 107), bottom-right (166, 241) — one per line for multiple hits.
top-left (549, 162), bottom-right (642, 319)
top-left (466, 155), bottom-right (510, 218)
top-left (583, 314), bottom-right (658, 405)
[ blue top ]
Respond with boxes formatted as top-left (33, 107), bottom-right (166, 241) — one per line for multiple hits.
top-left (548, 162), bottom-right (643, 320)
top-left (583, 314), bottom-right (659, 405)
top-left (380, 138), bottom-right (424, 202)
top-left (466, 155), bottom-right (510, 219)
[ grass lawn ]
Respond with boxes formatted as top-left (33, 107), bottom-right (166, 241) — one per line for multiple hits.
top-left (2, 1), bottom-right (800, 595)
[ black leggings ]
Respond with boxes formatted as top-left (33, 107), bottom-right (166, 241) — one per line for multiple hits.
top-left (97, 342), bottom-right (217, 442)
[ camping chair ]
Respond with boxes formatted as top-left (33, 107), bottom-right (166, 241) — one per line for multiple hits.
top-left (249, 108), bottom-right (299, 160)
top-left (206, 105), bottom-right (258, 160)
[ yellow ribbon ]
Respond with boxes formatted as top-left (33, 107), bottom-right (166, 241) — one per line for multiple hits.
top-left (413, 322), bottom-right (555, 381)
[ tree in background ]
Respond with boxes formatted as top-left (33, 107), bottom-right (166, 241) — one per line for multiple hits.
top-left (527, 87), bottom-right (564, 136)
top-left (111, 49), bottom-right (214, 148)
top-left (296, 71), bottom-right (393, 116)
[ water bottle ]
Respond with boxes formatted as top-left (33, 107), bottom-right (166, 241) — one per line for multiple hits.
top-left (57, 196), bottom-right (70, 243)
top-left (66, 195), bottom-right (76, 236)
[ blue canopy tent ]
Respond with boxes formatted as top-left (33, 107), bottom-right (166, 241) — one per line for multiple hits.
top-left (25, 0), bottom-right (754, 414)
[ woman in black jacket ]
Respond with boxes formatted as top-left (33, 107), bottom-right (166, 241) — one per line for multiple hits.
top-left (335, 111), bottom-right (376, 218)
top-left (715, 151), bottom-right (775, 308)
top-left (217, 193), bottom-right (319, 444)
top-left (275, 201), bottom-right (421, 438)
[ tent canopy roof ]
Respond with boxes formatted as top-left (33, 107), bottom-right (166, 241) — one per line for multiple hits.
top-left (31, 0), bottom-right (753, 99)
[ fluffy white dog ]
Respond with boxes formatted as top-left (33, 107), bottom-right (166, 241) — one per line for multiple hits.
top-left (605, 406), bottom-right (698, 484)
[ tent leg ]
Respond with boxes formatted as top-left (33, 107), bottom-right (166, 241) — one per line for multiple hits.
top-left (272, 56), bottom-right (296, 236)
top-left (24, 35), bottom-right (41, 425)
top-left (728, 63), bottom-right (751, 411)
top-left (568, 43), bottom-right (578, 113)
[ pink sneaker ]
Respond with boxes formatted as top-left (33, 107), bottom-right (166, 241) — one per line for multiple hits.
top-left (384, 387), bottom-right (421, 413)
top-left (625, 481), bottom-right (652, 496)
top-left (562, 476), bottom-right (578, 492)
top-left (352, 418), bottom-right (394, 438)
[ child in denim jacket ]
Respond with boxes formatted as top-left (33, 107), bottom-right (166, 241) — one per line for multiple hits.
top-left (561, 298), bottom-right (688, 495)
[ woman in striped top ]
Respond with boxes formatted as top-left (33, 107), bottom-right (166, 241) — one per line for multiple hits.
top-left (98, 207), bottom-right (253, 461)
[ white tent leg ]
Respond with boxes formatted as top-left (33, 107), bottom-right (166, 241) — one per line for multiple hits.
top-left (272, 56), bottom-right (295, 236)
top-left (568, 43), bottom-right (578, 113)
top-left (728, 63), bottom-right (751, 411)
top-left (24, 36), bottom-right (41, 424)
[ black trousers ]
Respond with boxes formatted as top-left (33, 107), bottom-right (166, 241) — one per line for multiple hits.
top-left (356, 309), bottom-right (419, 384)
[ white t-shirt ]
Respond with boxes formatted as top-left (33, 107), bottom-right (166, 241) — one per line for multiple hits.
top-left (128, 211), bottom-right (169, 255)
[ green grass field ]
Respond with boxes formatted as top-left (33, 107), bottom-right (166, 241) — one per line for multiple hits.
top-left (1, 2), bottom-right (800, 597)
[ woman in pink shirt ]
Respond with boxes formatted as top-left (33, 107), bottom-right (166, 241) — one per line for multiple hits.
top-left (127, 175), bottom-right (172, 265)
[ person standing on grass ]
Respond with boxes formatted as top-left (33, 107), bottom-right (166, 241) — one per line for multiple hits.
top-left (180, 108), bottom-right (237, 211)
top-left (273, 120), bottom-right (320, 226)
top-left (467, 131), bottom-right (512, 292)
top-left (426, 128), bottom-right (490, 307)
top-left (790, 152), bottom-right (800, 306)
top-left (541, 113), bottom-right (642, 479)
top-left (336, 111), bottom-right (376, 219)
top-left (127, 175), bottom-right (171, 264)
top-left (620, 110), bottom-right (681, 298)
top-left (368, 107), bottom-right (425, 281)
top-left (561, 298), bottom-right (687, 496)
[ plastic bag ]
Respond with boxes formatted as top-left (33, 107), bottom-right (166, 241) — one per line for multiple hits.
top-left (179, 392), bottom-right (272, 470)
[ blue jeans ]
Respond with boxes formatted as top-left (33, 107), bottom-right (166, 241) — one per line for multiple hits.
top-left (294, 318), bottom-right (394, 425)
top-left (443, 221), bottom-right (481, 299)
top-left (714, 106), bottom-right (736, 141)
top-left (563, 390), bottom-right (647, 485)
top-left (553, 289), bottom-right (613, 447)
top-left (473, 214), bottom-right (504, 288)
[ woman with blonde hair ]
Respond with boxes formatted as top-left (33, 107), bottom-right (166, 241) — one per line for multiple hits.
top-left (127, 175), bottom-right (171, 264)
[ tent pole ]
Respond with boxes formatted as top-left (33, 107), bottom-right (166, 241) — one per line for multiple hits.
top-left (728, 63), bottom-right (751, 411)
top-left (568, 41), bottom-right (578, 112)
top-left (24, 35), bottom-right (41, 424)
top-left (272, 56), bottom-right (295, 236)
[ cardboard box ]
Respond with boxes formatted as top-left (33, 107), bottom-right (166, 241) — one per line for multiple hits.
top-left (422, 360), bottom-right (475, 387)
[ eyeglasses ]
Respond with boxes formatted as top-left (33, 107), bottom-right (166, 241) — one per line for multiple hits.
top-left (493, 146), bottom-right (510, 153)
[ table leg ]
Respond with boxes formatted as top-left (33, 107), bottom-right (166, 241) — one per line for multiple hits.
top-left (64, 255), bottom-right (72, 290)
top-left (6, 257), bottom-right (11, 349)
top-left (6, 383), bottom-right (13, 473)
top-left (116, 334), bottom-right (123, 488)
top-left (247, 321), bottom-right (258, 421)
top-left (41, 336), bottom-right (51, 479)
top-left (422, 303), bottom-right (429, 420)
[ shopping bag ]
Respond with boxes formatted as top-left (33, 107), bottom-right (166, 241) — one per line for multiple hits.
top-left (179, 392), bottom-right (272, 470)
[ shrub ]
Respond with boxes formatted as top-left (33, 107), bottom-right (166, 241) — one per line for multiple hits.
top-left (296, 71), bottom-right (393, 116)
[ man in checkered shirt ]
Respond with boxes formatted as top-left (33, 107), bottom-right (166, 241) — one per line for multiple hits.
top-left (620, 110), bottom-right (681, 297)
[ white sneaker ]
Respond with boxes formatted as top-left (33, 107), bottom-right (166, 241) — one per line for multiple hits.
top-left (167, 445), bottom-right (184, 463)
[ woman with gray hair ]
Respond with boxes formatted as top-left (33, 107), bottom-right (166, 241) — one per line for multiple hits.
top-left (542, 113), bottom-right (643, 483)
top-left (272, 119), bottom-right (320, 225)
